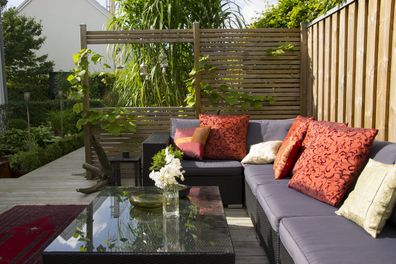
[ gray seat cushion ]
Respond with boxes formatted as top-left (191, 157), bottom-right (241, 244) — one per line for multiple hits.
top-left (244, 164), bottom-right (288, 196)
top-left (370, 140), bottom-right (396, 164)
top-left (256, 184), bottom-right (336, 232)
top-left (280, 216), bottom-right (396, 264)
top-left (247, 119), bottom-right (293, 148)
top-left (181, 160), bottom-right (243, 177)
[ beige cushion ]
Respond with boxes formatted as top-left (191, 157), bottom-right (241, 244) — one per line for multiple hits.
top-left (241, 141), bottom-right (282, 164)
top-left (336, 159), bottom-right (396, 238)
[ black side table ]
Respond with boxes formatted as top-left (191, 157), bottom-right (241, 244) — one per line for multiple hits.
top-left (109, 154), bottom-right (142, 186)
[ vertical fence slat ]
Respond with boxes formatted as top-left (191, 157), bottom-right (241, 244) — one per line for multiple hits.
top-left (365, 0), bottom-right (380, 129)
top-left (312, 24), bottom-right (319, 118)
top-left (80, 24), bottom-right (93, 179)
top-left (307, 26), bottom-right (314, 116)
top-left (193, 22), bottom-right (201, 117)
top-left (317, 21), bottom-right (325, 120)
top-left (330, 13), bottom-right (339, 122)
top-left (390, 1), bottom-right (396, 142)
top-left (338, 8), bottom-right (347, 123)
top-left (345, 3), bottom-right (357, 126)
top-left (354, 0), bottom-right (367, 128)
top-left (300, 23), bottom-right (308, 116)
top-left (323, 19), bottom-right (332, 121)
top-left (375, 0), bottom-right (394, 140)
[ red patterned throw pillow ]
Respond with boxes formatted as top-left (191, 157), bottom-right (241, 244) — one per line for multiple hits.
top-left (273, 116), bottom-right (313, 179)
top-left (199, 114), bottom-right (249, 160)
top-left (289, 122), bottom-right (378, 206)
top-left (174, 127), bottom-right (210, 160)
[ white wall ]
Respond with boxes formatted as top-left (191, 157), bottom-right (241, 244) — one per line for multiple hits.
top-left (18, 0), bottom-right (110, 72)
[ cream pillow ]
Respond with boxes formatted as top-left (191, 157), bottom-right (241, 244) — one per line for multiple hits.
top-left (336, 159), bottom-right (396, 238)
top-left (241, 141), bottom-right (282, 164)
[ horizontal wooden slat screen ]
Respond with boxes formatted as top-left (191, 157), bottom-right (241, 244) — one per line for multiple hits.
top-left (82, 25), bottom-right (304, 164)
top-left (306, 0), bottom-right (396, 142)
top-left (85, 29), bottom-right (194, 44)
top-left (90, 107), bottom-right (196, 163)
top-left (199, 28), bottom-right (301, 119)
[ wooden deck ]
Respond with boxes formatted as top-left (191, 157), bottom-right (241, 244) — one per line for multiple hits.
top-left (0, 148), bottom-right (269, 264)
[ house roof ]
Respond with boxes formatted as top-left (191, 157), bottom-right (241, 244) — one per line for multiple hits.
top-left (17, 0), bottom-right (111, 18)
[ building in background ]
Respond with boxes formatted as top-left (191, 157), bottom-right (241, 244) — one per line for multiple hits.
top-left (17, 0), bottom-right (110, 72)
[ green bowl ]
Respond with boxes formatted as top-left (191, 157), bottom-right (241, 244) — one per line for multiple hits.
top-left (129, 189), bottom-right (163, 208)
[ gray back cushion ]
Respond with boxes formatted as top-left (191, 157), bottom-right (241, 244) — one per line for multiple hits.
top-left (170, 118), bottom-right (199, 139)
top-left (370, 140), bottom-right (396, 164)
top-left (247, 119), bottom-right (294, 149)
top-left (171, 118), bottom-right (294, 148)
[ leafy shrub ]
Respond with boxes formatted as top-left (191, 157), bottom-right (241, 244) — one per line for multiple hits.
top-left (0, 125), bottom-right (56, 156)
top-left (31, 126), bottom-right (56, 147)
top-left (7, 118), bottom-right (28, 129)
top-left (10, 133), bottom-right (84, 173)
top-left (0, 128), bottom-right (29, 156)
top-left (47, 110), bottom-right (80, 136)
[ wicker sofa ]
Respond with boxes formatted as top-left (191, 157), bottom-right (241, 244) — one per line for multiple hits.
top-left (142, 118), bottom-right (396, 264)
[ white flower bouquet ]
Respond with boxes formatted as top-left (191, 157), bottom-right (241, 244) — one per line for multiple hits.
top-left (149, 147), bottom-right (185, 190)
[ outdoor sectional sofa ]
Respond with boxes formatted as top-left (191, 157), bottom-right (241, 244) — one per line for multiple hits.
top-left (142, 118), bottom-right (396, 264)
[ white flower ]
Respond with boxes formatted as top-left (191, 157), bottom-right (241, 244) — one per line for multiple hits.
top-left (149, 147), bottom-right (185, 189)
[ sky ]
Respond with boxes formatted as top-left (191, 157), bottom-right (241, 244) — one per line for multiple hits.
top-left (7, 0), bottom-right (278, 24)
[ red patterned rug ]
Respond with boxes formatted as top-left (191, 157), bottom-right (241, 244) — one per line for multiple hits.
top-left (0, 205), bottom-right (85, 264)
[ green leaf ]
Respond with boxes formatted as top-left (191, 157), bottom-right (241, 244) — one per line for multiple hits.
top-left (73, 103), bottom-right (84, 113)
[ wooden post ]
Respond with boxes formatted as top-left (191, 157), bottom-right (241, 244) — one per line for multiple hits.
top-left (300, 22), bottom-right (308, 116)
top-left (193, 22), bottom-right (201, 117)
top-left (80, 24), bottom-right (93, 179)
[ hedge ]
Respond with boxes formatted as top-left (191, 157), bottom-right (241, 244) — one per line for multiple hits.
top-left (10, 133), bottom-right (84, 173)
top-left (1, 99), bottom-right (104, 126)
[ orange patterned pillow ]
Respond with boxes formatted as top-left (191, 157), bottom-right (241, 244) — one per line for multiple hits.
top-left (289, 123), bottom-right (378, 206)
top-left (174, 127), bottom-right (210, 160)
top-left (199, 114), bottom-right (249, 160)
top-left (273, 116), bottom-right (313, 179)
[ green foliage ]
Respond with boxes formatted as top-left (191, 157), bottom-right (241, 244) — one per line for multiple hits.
top-left (9, 133), bottom-right (84, 173)
top-left (47, 110), bottom-right (80, 136)
top-left (107, 0), bottom-right (245, 107)
top-left (0, 128), bottom-right (29, 156)
top-left (7, 119), bottom-right (28, 130)
top-left (251, 0), bottom-right (345, 28)
top-left (3, 8), bottom-right (54, 100)
top-left (30, 126), bottom-right (56, 147)
top-left (68, 49), bottom-right (136, 136)
top-left (0, 125), bottom-right (56, 156)
top-left (266, 42), bottom-right (296, 56)
top-left (1, 99), bottom-right (104, 127)
top-left (185, 56), bottom-right (274, 112)
top-left (150, 145), bottom-right (183, 171)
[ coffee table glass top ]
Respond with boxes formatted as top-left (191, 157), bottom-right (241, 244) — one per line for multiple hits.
top-left (44, 186), bottom-right (233, 255)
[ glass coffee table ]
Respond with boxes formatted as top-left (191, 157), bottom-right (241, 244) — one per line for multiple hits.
top-left (42, 186), bottom-right (235, 264)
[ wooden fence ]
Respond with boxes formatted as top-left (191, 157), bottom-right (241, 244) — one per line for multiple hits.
top-left (304, 0), bottom-right (396, 141)
top-left (81, 24), bottom-right (303, 164)
top-left (199, 28), bottom-right (301, 119)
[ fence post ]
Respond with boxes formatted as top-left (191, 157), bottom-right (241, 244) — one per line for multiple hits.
top-left (80, 24), bottom-right (93, 179)
top-left (193, 22), bottom-right (201, 117)
top-left (300, 22), bottom-right (309, 116)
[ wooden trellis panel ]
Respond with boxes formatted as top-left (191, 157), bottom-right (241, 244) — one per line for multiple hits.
top-left (198, 28), bottom-right (301, 119)
top-left (306, 0), bottom-right (396, 142)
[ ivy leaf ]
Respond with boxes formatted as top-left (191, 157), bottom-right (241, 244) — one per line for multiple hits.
top-left (73, 103), bottom-right (84, 113)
